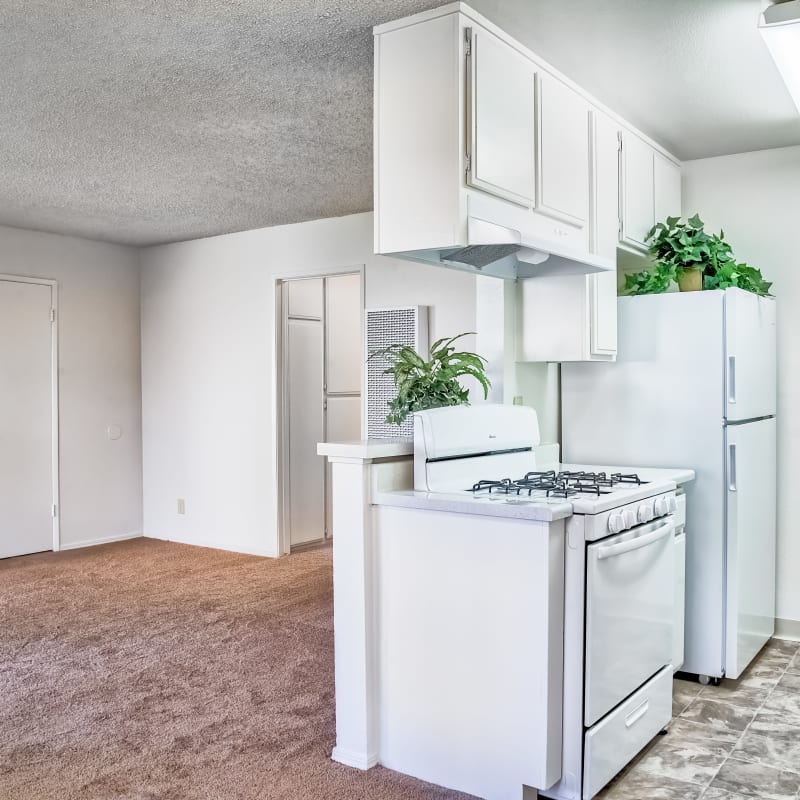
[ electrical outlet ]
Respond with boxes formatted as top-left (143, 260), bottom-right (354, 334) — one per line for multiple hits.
top-left (177, 498), bottom-right (186, 515)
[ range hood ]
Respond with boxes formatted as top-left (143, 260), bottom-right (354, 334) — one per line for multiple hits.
top-left (389, 215), bottom-right (614, 280)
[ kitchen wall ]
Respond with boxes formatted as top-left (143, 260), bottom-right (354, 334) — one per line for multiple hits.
top-left (140, 211), bottom-right (476, 557)
top-left (0, 224), bottom-right (143, 549)
top-left (683, 144), bottom-right (800, 629)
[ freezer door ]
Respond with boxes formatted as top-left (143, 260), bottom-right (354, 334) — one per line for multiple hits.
top-left (725, 288), bottom-right (776, 422)
top-left (725, 417), bottom-right (777, 679)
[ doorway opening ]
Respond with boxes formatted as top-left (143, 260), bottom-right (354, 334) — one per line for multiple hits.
top-left (277, 272), bottom-right (363, 554)
top-left (0, 275), bottom-right (60, 559)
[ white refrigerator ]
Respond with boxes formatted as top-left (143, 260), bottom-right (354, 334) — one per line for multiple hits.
top-left (561, 287), bottom-right (777, 680)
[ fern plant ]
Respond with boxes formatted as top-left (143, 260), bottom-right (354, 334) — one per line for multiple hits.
top-left (371, 333), bottom-right (491, 425)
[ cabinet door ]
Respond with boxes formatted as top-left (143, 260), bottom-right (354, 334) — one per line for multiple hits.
top-left (537, 72), bottom-right (590, 226)
top-left (589, 271), bottom-right (617, 357)
top-left (620, 131), bottom-right (654, 249)
top-left (468, 27), bottom-right (536, 206)
top-left (654, 152), bottom-right (682, 224)
top-left (592, 111), bottom-right (620, 263)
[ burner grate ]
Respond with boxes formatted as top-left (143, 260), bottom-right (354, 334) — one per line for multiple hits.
top-left (468, 470), bottom-right (645, 497)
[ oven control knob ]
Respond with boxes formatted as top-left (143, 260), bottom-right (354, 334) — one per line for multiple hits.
top-left (623, 509), bottom-right (637, 529)
top-left (654, 497), bottom-right (669, 517)
top-left (637, 502), bottom-right (654, 523)
top-left (608, 513), bottom-right (625, 533)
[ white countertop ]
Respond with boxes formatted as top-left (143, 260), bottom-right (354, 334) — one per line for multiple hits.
top-left (374, 488), bottom-right (575, 522)
top-left (317, 438), bottom-right (413, 460)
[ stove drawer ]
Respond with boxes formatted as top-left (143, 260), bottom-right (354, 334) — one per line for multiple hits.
top-left (583, 665), bottom-right (672, 800)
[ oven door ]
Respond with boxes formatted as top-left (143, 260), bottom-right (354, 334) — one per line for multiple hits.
top-left (584, 516), bottom-right (675, 727)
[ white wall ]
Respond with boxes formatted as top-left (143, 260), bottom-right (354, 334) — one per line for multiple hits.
top-left (140, 212), bottom-right (476, 557)
top-left (0, 225), bottom-right (143, 549)
top-left (683, 145), bottom-right (800, 626)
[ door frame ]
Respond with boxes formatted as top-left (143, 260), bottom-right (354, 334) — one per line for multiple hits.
top-left (0, 274), bottom-right (60, 552)
top-left (273, 267), bottom-right (365, 557)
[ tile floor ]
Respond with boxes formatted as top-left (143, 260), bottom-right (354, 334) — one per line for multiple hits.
top-left (597, 638), bottom-right (800, 800)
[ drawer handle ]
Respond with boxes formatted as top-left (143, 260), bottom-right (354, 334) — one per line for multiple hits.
top-left (625, 700), bottom-right (650, 728)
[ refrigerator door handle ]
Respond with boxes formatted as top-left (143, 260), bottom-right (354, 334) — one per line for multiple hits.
top-left (729, 443), bottom-right (737, 492)
top-left (728, 356), bottom-right (736, 404)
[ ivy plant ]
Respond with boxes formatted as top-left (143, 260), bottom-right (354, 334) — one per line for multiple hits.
top-left (371, 333), bottom-right (491, 425)
top-left (623, 214), bottom-right (772, 297)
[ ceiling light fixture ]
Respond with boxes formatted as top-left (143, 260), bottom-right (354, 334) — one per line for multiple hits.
top-left (759, 0), bottom-right (800, 114)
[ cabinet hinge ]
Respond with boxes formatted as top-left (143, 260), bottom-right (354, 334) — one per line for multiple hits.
top-left (464, 27), bottom-right (472, 57)
top-left (49, 308), bottom-right (56, 322)
top-left (52, 504), bottom-right (57, 518)
top-left (617, 131), bottom-right (623, 152)
top-left (465, 152), bottom-right (471, 174)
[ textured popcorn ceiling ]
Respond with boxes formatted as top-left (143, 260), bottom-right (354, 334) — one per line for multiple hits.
top-left (1, 0), bottom-right (799, 246)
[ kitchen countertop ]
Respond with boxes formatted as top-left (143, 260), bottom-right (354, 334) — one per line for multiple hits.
top-left (317, 438), bottom-right (413, 460)
top-left (374, 488), bottom-right (575, 522)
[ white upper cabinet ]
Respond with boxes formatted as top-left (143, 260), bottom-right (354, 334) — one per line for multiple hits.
top-left (654, 151), bottom-right (682, 224)
top-left (537, 73), bottom-right (590, 227)
top-left (468, 27), bottom-right (537, 206)
top-left (620, 131), bottom-right (656, 249)
top-left (620, 130), bottom-right (682, 251)
top-left (518, 111), bottom-right (619, 363)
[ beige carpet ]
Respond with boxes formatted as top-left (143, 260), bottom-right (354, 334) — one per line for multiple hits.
top-left (0, 539), bottom-right (469, 800)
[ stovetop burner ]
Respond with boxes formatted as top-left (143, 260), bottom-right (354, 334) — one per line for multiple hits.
top-left (468, 470), bottom-right (647, 499)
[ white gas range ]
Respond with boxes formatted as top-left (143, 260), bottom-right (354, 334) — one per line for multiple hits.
top-left (412, 403), bottom-right (691, 800)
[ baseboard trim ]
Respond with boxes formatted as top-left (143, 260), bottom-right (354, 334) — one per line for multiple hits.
top-left (775, 618), bottom-right (800, 642)
top-left (60, 531), bottom-right (143, 551)
top-left (143, 532), bottom-right (278, 559)
top-left (331, 746), bottom-right (379, 770)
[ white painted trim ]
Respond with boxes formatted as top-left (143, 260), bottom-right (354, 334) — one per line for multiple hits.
top-left (144, 532), bottom-right (276, 558)
top-left (331, 746), bottom-right (379, 771)
top-left (274, 266), bottom-right (366, 558)
top-left (60, 531), bottom-right (143, 551)
top-left (0, 274), bottom-right (60, 553)
top-left (775, 618), bottom-right (800, 642)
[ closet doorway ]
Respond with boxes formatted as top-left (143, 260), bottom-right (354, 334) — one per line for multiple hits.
top-left (278, 272), bottom-right (362, 552)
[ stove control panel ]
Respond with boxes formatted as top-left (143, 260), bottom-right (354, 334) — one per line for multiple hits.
top-left (602, 491), bottom-right (676, 538)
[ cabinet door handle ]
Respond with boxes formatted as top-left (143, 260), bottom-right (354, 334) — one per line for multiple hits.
top-left (625, 700), bottom-right (650, 728)
top-left (728, 356), bottom-right (736, 404)
top-left (729, 444), bottom-right (737, 492)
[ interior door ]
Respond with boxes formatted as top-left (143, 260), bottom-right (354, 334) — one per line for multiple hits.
top-left (0, 279), bottom-right (55, 559)
top-left (468, 26), bottom-right (537, 206)
top-left (725, 288), bottom-right (777, 422)
top-left (725, 416), bottom-right (777, 678)
top-left (286, 279), bottom-right (326, 547)
top-left (537, 72), bottom-right (590, 226)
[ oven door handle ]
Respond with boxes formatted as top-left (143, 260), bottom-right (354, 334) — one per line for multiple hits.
top-left (597, 519), bottom-right (674, 560)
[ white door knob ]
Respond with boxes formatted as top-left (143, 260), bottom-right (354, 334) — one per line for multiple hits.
top-left (608, 513), bottom-right (624, 533)
top-left (623, 509), bottom-right (637, 529)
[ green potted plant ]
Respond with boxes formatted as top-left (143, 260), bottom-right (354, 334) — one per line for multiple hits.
top-left (372, 333), bottom-right (491, 425)
top-left (623, 214), bottom-right (772, 297)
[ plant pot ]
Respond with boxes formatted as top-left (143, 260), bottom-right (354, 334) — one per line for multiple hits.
top-left (678, 268), bottom-right (703, 292)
